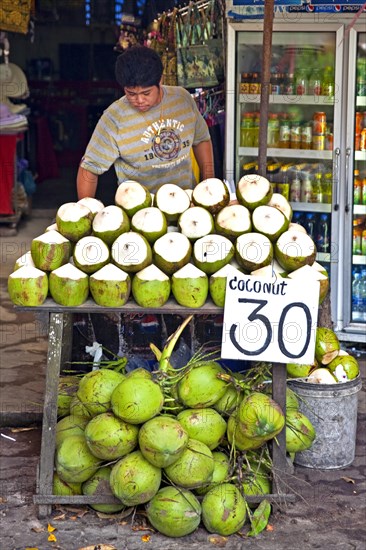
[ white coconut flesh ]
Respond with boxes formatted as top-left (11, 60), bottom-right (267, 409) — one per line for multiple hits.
top-left (77, 197), bottom-right (104, 215)
top-left (52, 263), bottom-right (88, 280)
top-left (14, 251), bottom-right (35, 269)
top-left (93, 205), bottom-right (126, 232)
top-left (73, 236), bottom-right (110, 268)
top-left (131, 207), bottom-right (166, 232)
top-left (192, 178), bottom-right (228, 207)
top-left (236, 233), bottom-right (272, 264)
top-left (91, 263), bottom-right (129, 281)
top-left (115, 180), bottom-right (148, 209)
top-left (57, 202), bottom-right (91, 222)
top-left (154, 233), bottom-right (191, 262)
top-left (185, 189), bottom-right (193, 202)
top-left (251, 260), bottom-right (285, 277)
top-left (215, 204), bottom-right (251, 232)
top-left (194, 235), bottom-right (233, 264)
top-left (252, 205), bottom-right (287, 238)
top-left (10, 266), bottom-right (46, 280)
top-left (178, 207), bottom-right (214, 239)
top-left (288, 264), bottom-right (327, 284)
top-left (173, 263), bottom-right (206, 279)
top-left (211, 263), bottom-right (242, 279)
top-left (111, 233), bottom-right (150, 267)
top-left (267, 193), bottom-right (292, 221)
top-left (237, 174), bottom-right (271, 204)
top-left (276, 230), bottom-right (316, 259)
top-left (288, 222), bottom-right (306, 234)
top-left (45, 223), bottom-right (58, 232)
top-left (135, 264), bottom-right (169, 282)
top-left (312, 261), bottom-right (328, 275)
top-left (155, 184), bottom-right (190, 216)
top-left (35, 229), bottom-right (70, 245)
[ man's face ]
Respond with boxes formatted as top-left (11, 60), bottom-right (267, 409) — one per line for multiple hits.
top-left (124, 85), bottom-right (161, 112)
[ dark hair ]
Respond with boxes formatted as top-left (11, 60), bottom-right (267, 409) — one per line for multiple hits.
top-left (115, 46), bottom-right (164, 89)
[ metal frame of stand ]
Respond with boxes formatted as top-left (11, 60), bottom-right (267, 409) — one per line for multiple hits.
top-left (18, 300), bottom-right (295, 518)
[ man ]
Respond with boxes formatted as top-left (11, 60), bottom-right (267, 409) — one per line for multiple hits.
top-left (77, 45), bottom-right (214, 199)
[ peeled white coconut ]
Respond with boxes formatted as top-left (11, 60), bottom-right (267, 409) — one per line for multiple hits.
top-left (131, 207), bottom-right (167, 243)
top-left (287, 264), bottom-right (329, 304)
top-left (214, 204), bottom-right (252, 240)
top-left (132, 264), bottom-right (171, 308)
top-left (115, 180), bottom-right (152, 217)
top-left (171, 264), bottom-right (208, 308)
top-left (13, 251), bottom-right (35, 271)
top-left (89, 263), bottom-right (131, 307)
top-left (153, 232), bottom-right (192, 275)
top-left (251, 258), bottom-right (287, 278)
top-left (209, 263), bottom-right (242, 307)
top-left (56, 202), bottom-right (93, 242)
top-left (185, 188), bottom-right (193, 203)
top-left (154, 183), bottom-right (191, 223)
top-left (77, 197), bottom-right (104, 217)
top-left (251, 205), bottom-right (289, 242)
top-left (8, 266), bottom-right (48, 306)
top-left (178, 206), bottom-right (214, 241)
top-left (312, 261), bottom-right (328, 277)
top-left (274, 229), bottom-right (316, 272)
top-left (49, 263), bottom-right (89, 306)
top-left (236, 174), bottom-right (273, 211)
top-left (73, 236), bottom-right (110, 274)
top-left (288, 222), bottom-right (307, 234)
top-left (193, 234), bottom-right (234, 275)
top-left (92, 205), bottom-right (130, 246)
top-left (235, 232), bottom-right (273, 272)
top-left (307, 368), bottom-right (337, 384)
top-left (45, 222), bottom-right (58, 232)
top-left (111, 232), bottom-right (152, 273)
top-left (31, 230), bottom-right (71, 272)
top-left (267, 193), bottom-right (293, 221)
top-left (192, 178), bottom-right (230, 215)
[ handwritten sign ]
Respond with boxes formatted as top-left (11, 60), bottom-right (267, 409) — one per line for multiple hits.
top-left (221, 272), bottom-right (319, 364)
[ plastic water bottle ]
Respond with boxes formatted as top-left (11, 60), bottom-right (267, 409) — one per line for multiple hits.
top-left (359, 269), bottom-right (366, 322)
top-left (304, 212), bottom-right (317, 241)
top-left (352, 269), bottom-right (362, 322)
top-left (316, 213), bottom-right (331, 253)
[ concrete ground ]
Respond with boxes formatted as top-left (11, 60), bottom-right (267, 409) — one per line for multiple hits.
top-left (0, 191), bottom-right (365, 549)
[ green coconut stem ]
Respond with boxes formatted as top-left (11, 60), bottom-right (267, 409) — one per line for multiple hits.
top-left (158, 314), bottom-right (193, 374)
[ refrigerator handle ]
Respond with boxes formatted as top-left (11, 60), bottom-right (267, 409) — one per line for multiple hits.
top-left (333, 147), bottom-right (340, 211)
top-left (345, 147), bottom-right (351, 213)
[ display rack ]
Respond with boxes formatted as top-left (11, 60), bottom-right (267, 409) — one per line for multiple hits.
top-left (17, 300), bottom-right (294, 518)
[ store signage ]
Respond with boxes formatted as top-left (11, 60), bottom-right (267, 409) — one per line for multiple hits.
top-left (221, 273), bottom-right (319, 364)
top-left (227, 0), bottom-right (365, 18)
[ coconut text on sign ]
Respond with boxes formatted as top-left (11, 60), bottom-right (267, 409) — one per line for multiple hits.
top-left (221, 272), bottom-right (320, 365)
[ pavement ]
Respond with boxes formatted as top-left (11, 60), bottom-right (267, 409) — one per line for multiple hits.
top-left (0, 207), bottom-right (366, 550)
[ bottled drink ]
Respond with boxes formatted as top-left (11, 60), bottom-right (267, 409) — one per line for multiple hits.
top-left (290, 172), bottom-right (301, 202)
top-left (267, 113), bottom-right (280, 147)
top-left (292, 211), bottom-right (304, 228)
top-left (301, 174), bottom-right (313, 203)
top-left (321, 66), bottom-right (335, 97)
top-left (353, 219), bottom-right (362, 255)
top-left (316, 213), bottom-right (330, 253)
top-left (295, 69), bottom-right (308, 95)
top-left (240, 73), bottom-right (251, 94)
top-left (322, 172), bottom-right (333, 204)
top-left (304, 212), bottom-right (317, 240)
top-left (362, 227), bottom-right (366, 256)
top-left (240, 112), bottom-right (254, 147)
top-left (250, 72), bottom-right (261, 95)
top-left (359, 270), bottom-right (366, 321)
top-left (308, 69), bottom-right (322, 96)
top-left (270, 73), bottom-right (282, 95)
top-left (312, 172), bottom-right (323, 203)
top-left (252, 112), bottom-right (260, 147)
top-left (362, 178), bottom-right (366, 206)
top-left (352, 270), bottom-right (362, 322)
top-left (353, 169), bottom-right (362, 205)
top-left (301, 123), bottom-right (312, 149)
top-left (356, 57), bottom-right (366, 96)
top-left (290, 122), bottom-right (302, 149)
top-left (279, 114), bottom-right (290, 148)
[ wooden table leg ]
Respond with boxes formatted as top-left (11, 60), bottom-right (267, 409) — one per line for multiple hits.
top-left (36, 312), bottom-right (73, 518)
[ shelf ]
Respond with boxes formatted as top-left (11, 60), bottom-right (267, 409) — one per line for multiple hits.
top-left (356, 96), bottom-right (366, 107)
top-left (291, 203), bottom-right (332, 213)
top-left (317, 253), bottom-right (333, 264)
top-left (355, 151), bottom-right (366, 161)
top-left (238, 147), bottom-right (333, 160)
top-left (352, 256), bottom-right (366, 266)
top-left (239, 94), bottom-right (335, 105)
top-left (354, 205), bottom-right (366, 216)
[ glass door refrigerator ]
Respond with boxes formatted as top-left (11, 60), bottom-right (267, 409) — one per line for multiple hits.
top-left (224, 16), bottom-right (365, 340)
top-left (338, 26), bottom-right (366, 342)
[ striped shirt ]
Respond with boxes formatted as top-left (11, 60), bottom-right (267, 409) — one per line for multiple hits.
top-left (80, 86), bottom-right (210, 194)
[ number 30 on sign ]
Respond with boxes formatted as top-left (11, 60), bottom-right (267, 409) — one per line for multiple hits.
top-left (221, 272), bottom-right (320, 365)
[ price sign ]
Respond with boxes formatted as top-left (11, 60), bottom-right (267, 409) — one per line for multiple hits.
top-left (221, 272), bottom-right (319, 365)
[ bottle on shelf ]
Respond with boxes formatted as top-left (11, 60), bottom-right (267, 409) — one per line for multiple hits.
top-left (240, 112), bottom-right (254, 147)
top-left (292, 211), bottom-right (305, 228)
top-left (322, 172), bottom-right (333, 204)
top-left (351, 269), bottom-right (362, 322)
top-left (279, 114), bottom-right (290, 148)
top-left (282, 73), bottom-right (295, 95)
top-left (240, 72), bottom-right (252, 94)
top-left (362, 225), bottom-right (366, 256)
top-left (252, 112), bottom-right (260, 147)
top-left (290, 171), bottom-right (301, 202)
top-left (353, 219), bottom-right (363, 255)
top-left (301, 123), bottom-right (312, 150)
top-left (249, 72), bottom-right (261, 95)
top-left (290, 121), bottom-right (302, 149)
top-left (312, 172), bottom-right (323, 203)
top-left (362, 177), bottom-right (366, 206)
top-left (356, 57), bottom-right (366, 97)
top-left (267, 113), bottom-right (280, 147)
top-left (270, 73), bottom-right (282, 95)
top-left (316, 213), bottom-right (331, 253)
top-left (301, 173), bottom-right (313, 203)
top-left (295, 68), bottom-right (308, 95)
top-left (308, 68), bottom-right (322, 96)
top-left (359, 270), bottom-right (366, 322)
top-left (353, 169), bottom-right (362, 205)
top-left (321, 66), bottom-right (335, 97)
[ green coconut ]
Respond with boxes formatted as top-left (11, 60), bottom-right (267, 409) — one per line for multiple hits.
top-left (55, 434), bottom-right (100, 483)
top-left (195, 451), bottom-right (231, 496)
top-left (177, 408), bottom-right (227, 450)
top-left (84, 412), bottom-right (139, 460)
top-left (242, 469), bottom-right (271, 498)
top-left (57, 375), bottom-right (80, 417)
top-left (89, 263), bottom-right (131, 307)
top-left (82, 466), bottom-right (125, 513)
top-left (125, 368), bottom-right (152, 380)
top-left (130, 206), bottom-right (167, 243)
top-left (146, 486), bottom-right (201, 537)
top-left (132, 264), bottom-right (171, 308)
top-left (53, 472), bottom-right (82, 496)
top-left (227, 413), bottom-right (267, 451)
top-left (213, 383), bottom-right (243, 415)
top-left (286, 409), bottom-right (316, 453)
top-left (31, 230), bottom-right (71, 271)
top-left (177, 361), bottom-right (228, 408)
top-left (69, 395), bottom-right (93, 419)
top-left (171, 263), bottom-right (209, 308)
top-left (193, 234), bottom-right (235, 275)
top-left (327, 353), bottom-right (359, 380)
top-left (164, 438), bottom-right (214, 489)
top-left (56, 202), bottom-right (93, 242)
top-left (114, 180), bottom-right (152, 217)
top-left (201, 483), bottom-right (246, 536)
top-left (111, 377), bottom-right (164, 424)
top-left (315, 327), bottom-right (340, 365)
top-left (237, 391), bottom-right (285, 441)
top-left (77, 369), bottom-right (125, 417)
top-left (8, 266), bottom-right (48, 306)
top-left (55, 414), bottom-right (89, 447)
top-left (138, 415), bottom-right (189, 468)
top-left (110, 450), bottom-right (161, 506)
top-left (92, 204), bottom-right (130, 246)
top-left (209, 263), bottom-right (241, 307)
top-left (77, 197), bottom-right (104, 217)
top-left (49, 263), bottom-right (89, 306)
top-left (73, 235), bottom-right (110, 274)
top-left (13, 251), bottom-right (35, 271)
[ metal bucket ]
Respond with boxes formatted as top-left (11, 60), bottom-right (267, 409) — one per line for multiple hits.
top-left (288, 376), bottom-right (362, 469)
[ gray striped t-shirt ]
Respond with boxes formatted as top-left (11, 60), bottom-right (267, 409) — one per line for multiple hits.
top-left (80, 85), bottom-right (211, 194)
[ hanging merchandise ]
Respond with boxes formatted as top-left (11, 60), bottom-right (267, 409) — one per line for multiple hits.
top-left (176, 2), bottom-right (219, 90)
top-left (146, 8), bottom-right (178, 87)
top-left (204, 0), bottom-right (225, 83)
top-left (0, 1), bottom-right (32, 34)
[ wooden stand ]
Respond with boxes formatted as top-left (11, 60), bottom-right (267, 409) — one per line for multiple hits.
top-left (18, 299), bottom-right (295, 518)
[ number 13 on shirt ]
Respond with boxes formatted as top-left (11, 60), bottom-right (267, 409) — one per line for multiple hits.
top-left (221, 272), bottom-right (320, 365)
